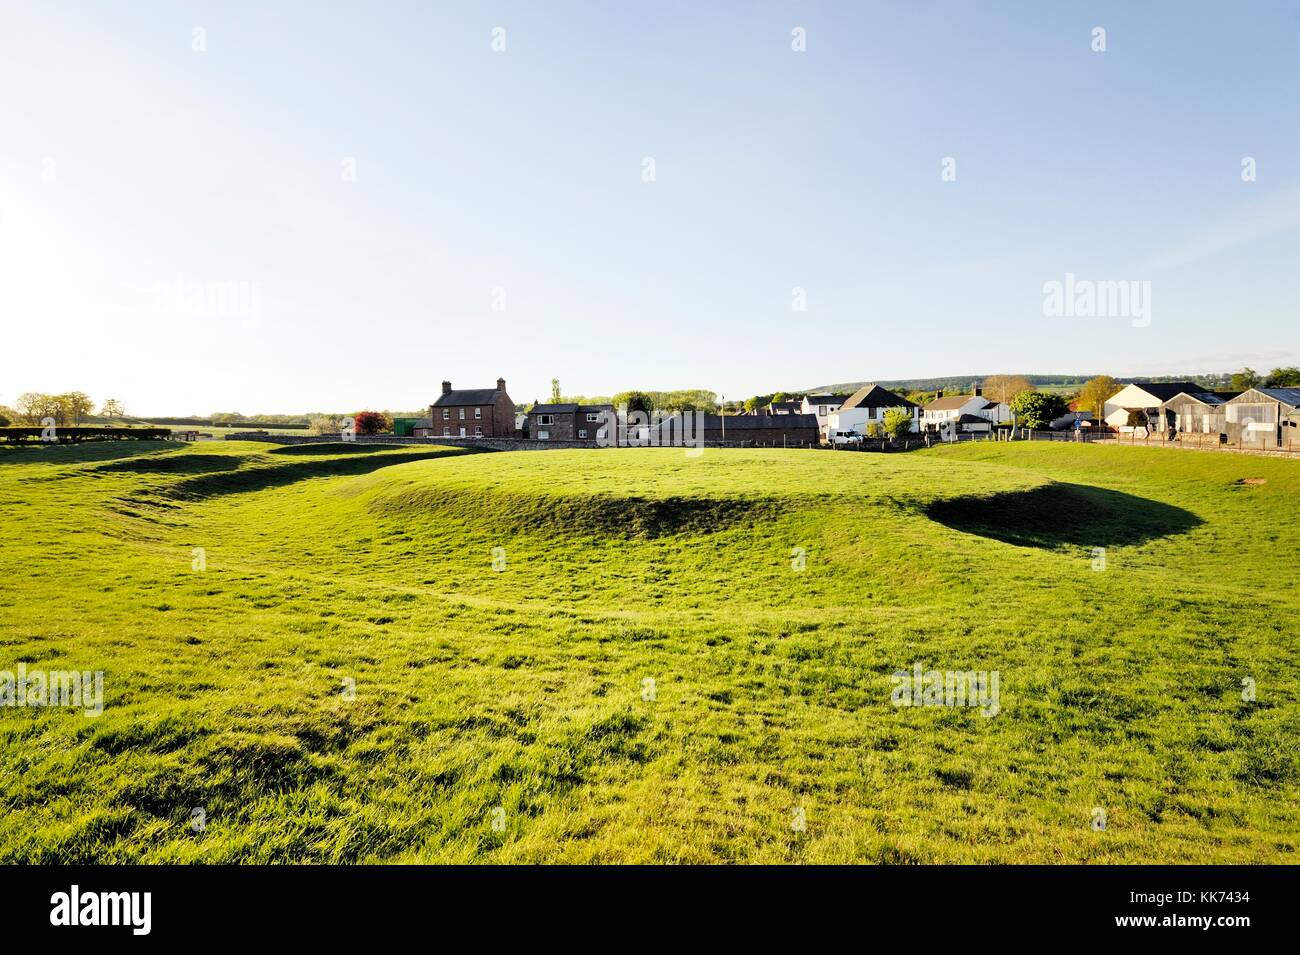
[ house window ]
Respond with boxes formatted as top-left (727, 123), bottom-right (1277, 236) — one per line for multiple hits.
top-left (475, 408), bottom-right (482, 419)
top-left (442, 409), bottom-right (449, 420)
top-left (537, 414), bottom-right (554, 426)
top-left (586, 412), bottom-right (600, 422)
top-left (538, 430), bottom-right (549, 440)
top-left (459, 408), bottom-right (465, 420)
top-left (474, 426), bottom-right (482, 436)
top-left (578, 429), bottom-right (587, 439)
top-left (442, 427), bottom-right (449, 436)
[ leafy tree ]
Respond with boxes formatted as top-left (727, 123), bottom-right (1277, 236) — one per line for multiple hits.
top-left (1010, 391), bottom-right (1069, 429)
top-left (1264, 366), bottom-right (1300, 388)
top-left (1230, 368), bottom-right (1261, 391)
top-left (865, 421), bottom-right (882, 439)
top-left (744, 395), bottom-right (772, 413)
top-left (982, 375), bottom-right (1033, 405)
top-left (311, 415), bottom-right (344, 434)
top-left (16, 392), bottom-right (58, 426)
top-left (612, 391), bottom-right (653, 415)
top-left (881, 407), bottom-right (914, 439)
top-left (1076, 375), bottom-right (1120, 420)
top-left (904, 390), bottom-right (936, 406)
top-left (57, 392), bottom-right (94, 426)
top-left (770, 392), bottom-right (788, 405)
top-left (99, 398), bottom-right (125, 419)
top-left (550, 378), bottom-right (562, 403)
top-left (352, 410), bottom-right (391, 435)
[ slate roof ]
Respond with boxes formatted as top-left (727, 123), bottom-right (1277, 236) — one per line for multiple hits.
top-left (840, 384), bottom-right (916, 410)
top-left (1254, 388), bottom-right (1300, 407)
top-left (433, 389), bottom-right (500, 406)
top-left (705, 414), bottom-right (820, 430)
top-left (1168, 391), bottom-right (1228, 406)
top-left (527, 403), bottom-right (614, 415)
top-left (1121, 382), bottom-right (1206, 403)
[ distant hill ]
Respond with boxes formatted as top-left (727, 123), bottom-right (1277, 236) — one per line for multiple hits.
top-left (800, 373), bottom-right (1233, 396)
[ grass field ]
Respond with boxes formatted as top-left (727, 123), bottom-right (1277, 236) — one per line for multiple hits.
top-left (0, 439), bottom-right (1296, 863)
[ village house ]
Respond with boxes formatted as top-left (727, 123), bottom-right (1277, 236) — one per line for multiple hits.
top-left (920, 387), bottom-right (1010, 433)
top-left (799, 393), bottom-right (845, 439)
top-left (826, 384), bottom-right (918, 442)
top-left (1221, 388), bottom-right (1300, 449)
top-left (523, 402), bottom-right (615, 442)
top-left (416, 378), bottom-right (516, 438)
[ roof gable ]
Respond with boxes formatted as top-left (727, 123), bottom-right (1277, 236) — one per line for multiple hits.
top-left (924, 394), bottom-right (988, 411)
top-left (841, 384), bottom-right (915, 410)
top-left (1230, 387), bottom-right (1300, 408)
top-left (1122, 381), bottom-right (1206, 403)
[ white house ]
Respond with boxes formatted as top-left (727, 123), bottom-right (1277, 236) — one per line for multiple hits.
top-left (825, 384), bottom-right (919, 443)
top-left (921, 388), bottom-right (1013, 432)
top-left (800, 393), bottom-right (844, 439)
top-left (1102, 381), bottom-right (1203, 431)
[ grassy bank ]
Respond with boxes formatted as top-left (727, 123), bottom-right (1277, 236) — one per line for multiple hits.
top-left (0, 440), bottom-right (1295, 862)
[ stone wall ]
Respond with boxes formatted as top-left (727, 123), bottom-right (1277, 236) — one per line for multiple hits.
top-left (224, 432), bottom-right (831, 452)
top-left (224, 433), bottom-right (600, 451)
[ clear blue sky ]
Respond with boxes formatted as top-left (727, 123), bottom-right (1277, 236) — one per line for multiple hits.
top-left (1, 1), bottom-right (1297, 414)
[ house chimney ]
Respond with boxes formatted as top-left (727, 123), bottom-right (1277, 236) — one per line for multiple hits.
top-left (441, 381), bottom-right (451, 395)
top-left (936, 389), bottom-right (943, 399)
top-left (496, 377), bottom-right (506, 392)
top-left (973, 384), bottom-right (982, 397)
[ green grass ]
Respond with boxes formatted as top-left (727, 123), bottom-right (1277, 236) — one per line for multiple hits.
top-left (0, 439), bottom-right (1296, 863)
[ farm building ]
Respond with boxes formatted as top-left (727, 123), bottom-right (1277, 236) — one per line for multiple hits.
top-left (704, 413), bottom-right (820, 446)
top-left (1221, 388), bottom-right (1300, 449)
top-left (1102, 381), bottom-right (1204, 432)
top-left (1164, 391), bottom-right (1233, 438)
top-left (392, 417), bottom-right (431, 436)
top-left (827, 384), bottom-right (918, 442)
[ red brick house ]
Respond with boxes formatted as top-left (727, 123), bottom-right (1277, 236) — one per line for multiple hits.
top-left (417, 378), bottom-right (516, 438)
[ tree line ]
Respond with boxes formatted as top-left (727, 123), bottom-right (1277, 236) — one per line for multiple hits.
top-left (0, 393), bottom-right (124, 428)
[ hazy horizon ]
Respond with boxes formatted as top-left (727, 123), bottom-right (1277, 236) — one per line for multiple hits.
top-left (3, 1), bottom-right (1298, 413)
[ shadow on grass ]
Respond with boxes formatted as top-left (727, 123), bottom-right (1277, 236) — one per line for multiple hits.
top-left (269, 443), bottom-right (406, 456)
top-left (1, 440), bottom-right (179, 467)
top-left (94, 453), bottom-right (242, 475)
top-left (923, 482), bottom-right (1202, 549)
top-left (158, 448), bottom-right (472, 501)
